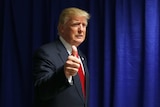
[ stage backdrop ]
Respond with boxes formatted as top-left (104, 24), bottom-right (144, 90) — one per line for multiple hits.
top-left (1, 0), bottom-right (160, 107)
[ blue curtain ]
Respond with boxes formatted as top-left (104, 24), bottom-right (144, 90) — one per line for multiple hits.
top-left (1, 0), bottom-right (160, 107)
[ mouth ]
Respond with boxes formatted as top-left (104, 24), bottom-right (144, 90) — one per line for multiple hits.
top-left (76, 35), bottom-right (83, 39)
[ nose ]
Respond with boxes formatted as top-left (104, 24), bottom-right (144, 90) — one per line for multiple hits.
top-left (78, 25), bottom-right (83, 33)
top-left (78, 24), bottom-right (83, 29)
top-left (78, 24), bottom-right (84, 32)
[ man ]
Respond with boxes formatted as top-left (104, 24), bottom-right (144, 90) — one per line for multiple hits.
top-left (33, 7), bottom-right (90, 107)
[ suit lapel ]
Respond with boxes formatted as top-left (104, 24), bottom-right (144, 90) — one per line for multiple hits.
top-left (73, 75), bottom-right (85, 102)
top-left (56, 39), bottom-right (69, 63)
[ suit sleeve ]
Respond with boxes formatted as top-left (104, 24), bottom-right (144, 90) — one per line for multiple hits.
top-left (33, 48), bottom-right (70, 100)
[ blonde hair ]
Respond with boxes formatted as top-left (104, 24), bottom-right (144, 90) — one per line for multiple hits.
top-left (58, 7), bottom-right (90, 25)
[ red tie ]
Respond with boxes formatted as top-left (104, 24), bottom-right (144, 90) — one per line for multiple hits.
top-left (76, 53), bottom-right (86, 98)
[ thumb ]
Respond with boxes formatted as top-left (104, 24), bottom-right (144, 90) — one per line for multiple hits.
top-left (71, 45), bottom-right (78, 56)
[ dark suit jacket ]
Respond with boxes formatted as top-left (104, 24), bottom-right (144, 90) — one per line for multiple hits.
top-left (33, 39), bottom-right (89, 107)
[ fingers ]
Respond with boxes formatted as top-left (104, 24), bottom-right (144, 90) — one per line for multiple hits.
top-left (65, 64), bottom-right (80, 76)
top-left (64, 56), bottom-right (80, 77)
top-left (65, 58), bottom-right (80, 69)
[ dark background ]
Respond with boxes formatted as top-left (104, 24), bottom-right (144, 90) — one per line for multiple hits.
top-left (1, 0), bottom-right (160, 107)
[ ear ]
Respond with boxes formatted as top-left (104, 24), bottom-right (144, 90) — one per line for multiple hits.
top-left (58, 24), bottom-right (64, 33)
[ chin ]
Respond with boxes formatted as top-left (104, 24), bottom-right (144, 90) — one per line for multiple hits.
top-left (73, 42), bottom-right (81, 47)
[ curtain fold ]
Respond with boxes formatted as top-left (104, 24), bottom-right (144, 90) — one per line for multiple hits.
top-left (1, 0), bottom-right (160, 107)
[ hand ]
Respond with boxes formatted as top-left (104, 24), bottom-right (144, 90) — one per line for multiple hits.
top-left (64, 45), bottom-right (81, 78)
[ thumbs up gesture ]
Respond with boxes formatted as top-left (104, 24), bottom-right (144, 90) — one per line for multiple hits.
top-left (64, 45), bottom-right (81, 78)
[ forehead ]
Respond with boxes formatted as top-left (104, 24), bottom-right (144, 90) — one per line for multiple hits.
top-left (68, 16), bottom-right (87, 23)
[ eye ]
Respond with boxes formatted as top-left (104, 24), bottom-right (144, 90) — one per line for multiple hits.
top-left (71, 22), bottom-right (87, 28)
top-left (82, 23), bottom-right (87, 27)
top-left (71, 23), bottom-right (80, 27)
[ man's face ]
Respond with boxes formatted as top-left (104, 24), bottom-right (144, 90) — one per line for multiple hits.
top-left (60, 16), bottom-right (88, 47)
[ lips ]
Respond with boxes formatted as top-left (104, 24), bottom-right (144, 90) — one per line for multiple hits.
top-left (76, 35), bottom-right (83, 38)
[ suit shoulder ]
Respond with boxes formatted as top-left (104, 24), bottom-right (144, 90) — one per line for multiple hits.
top-left (41, 40), bottom-right (60, 49)
top-left (38, 39), bottom-right (62, 51)
top-left (33, 39), bottom-right (63, 56)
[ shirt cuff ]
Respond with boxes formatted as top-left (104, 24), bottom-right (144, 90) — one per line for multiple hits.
top-left (68, 76), bottom-right (73, 85)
